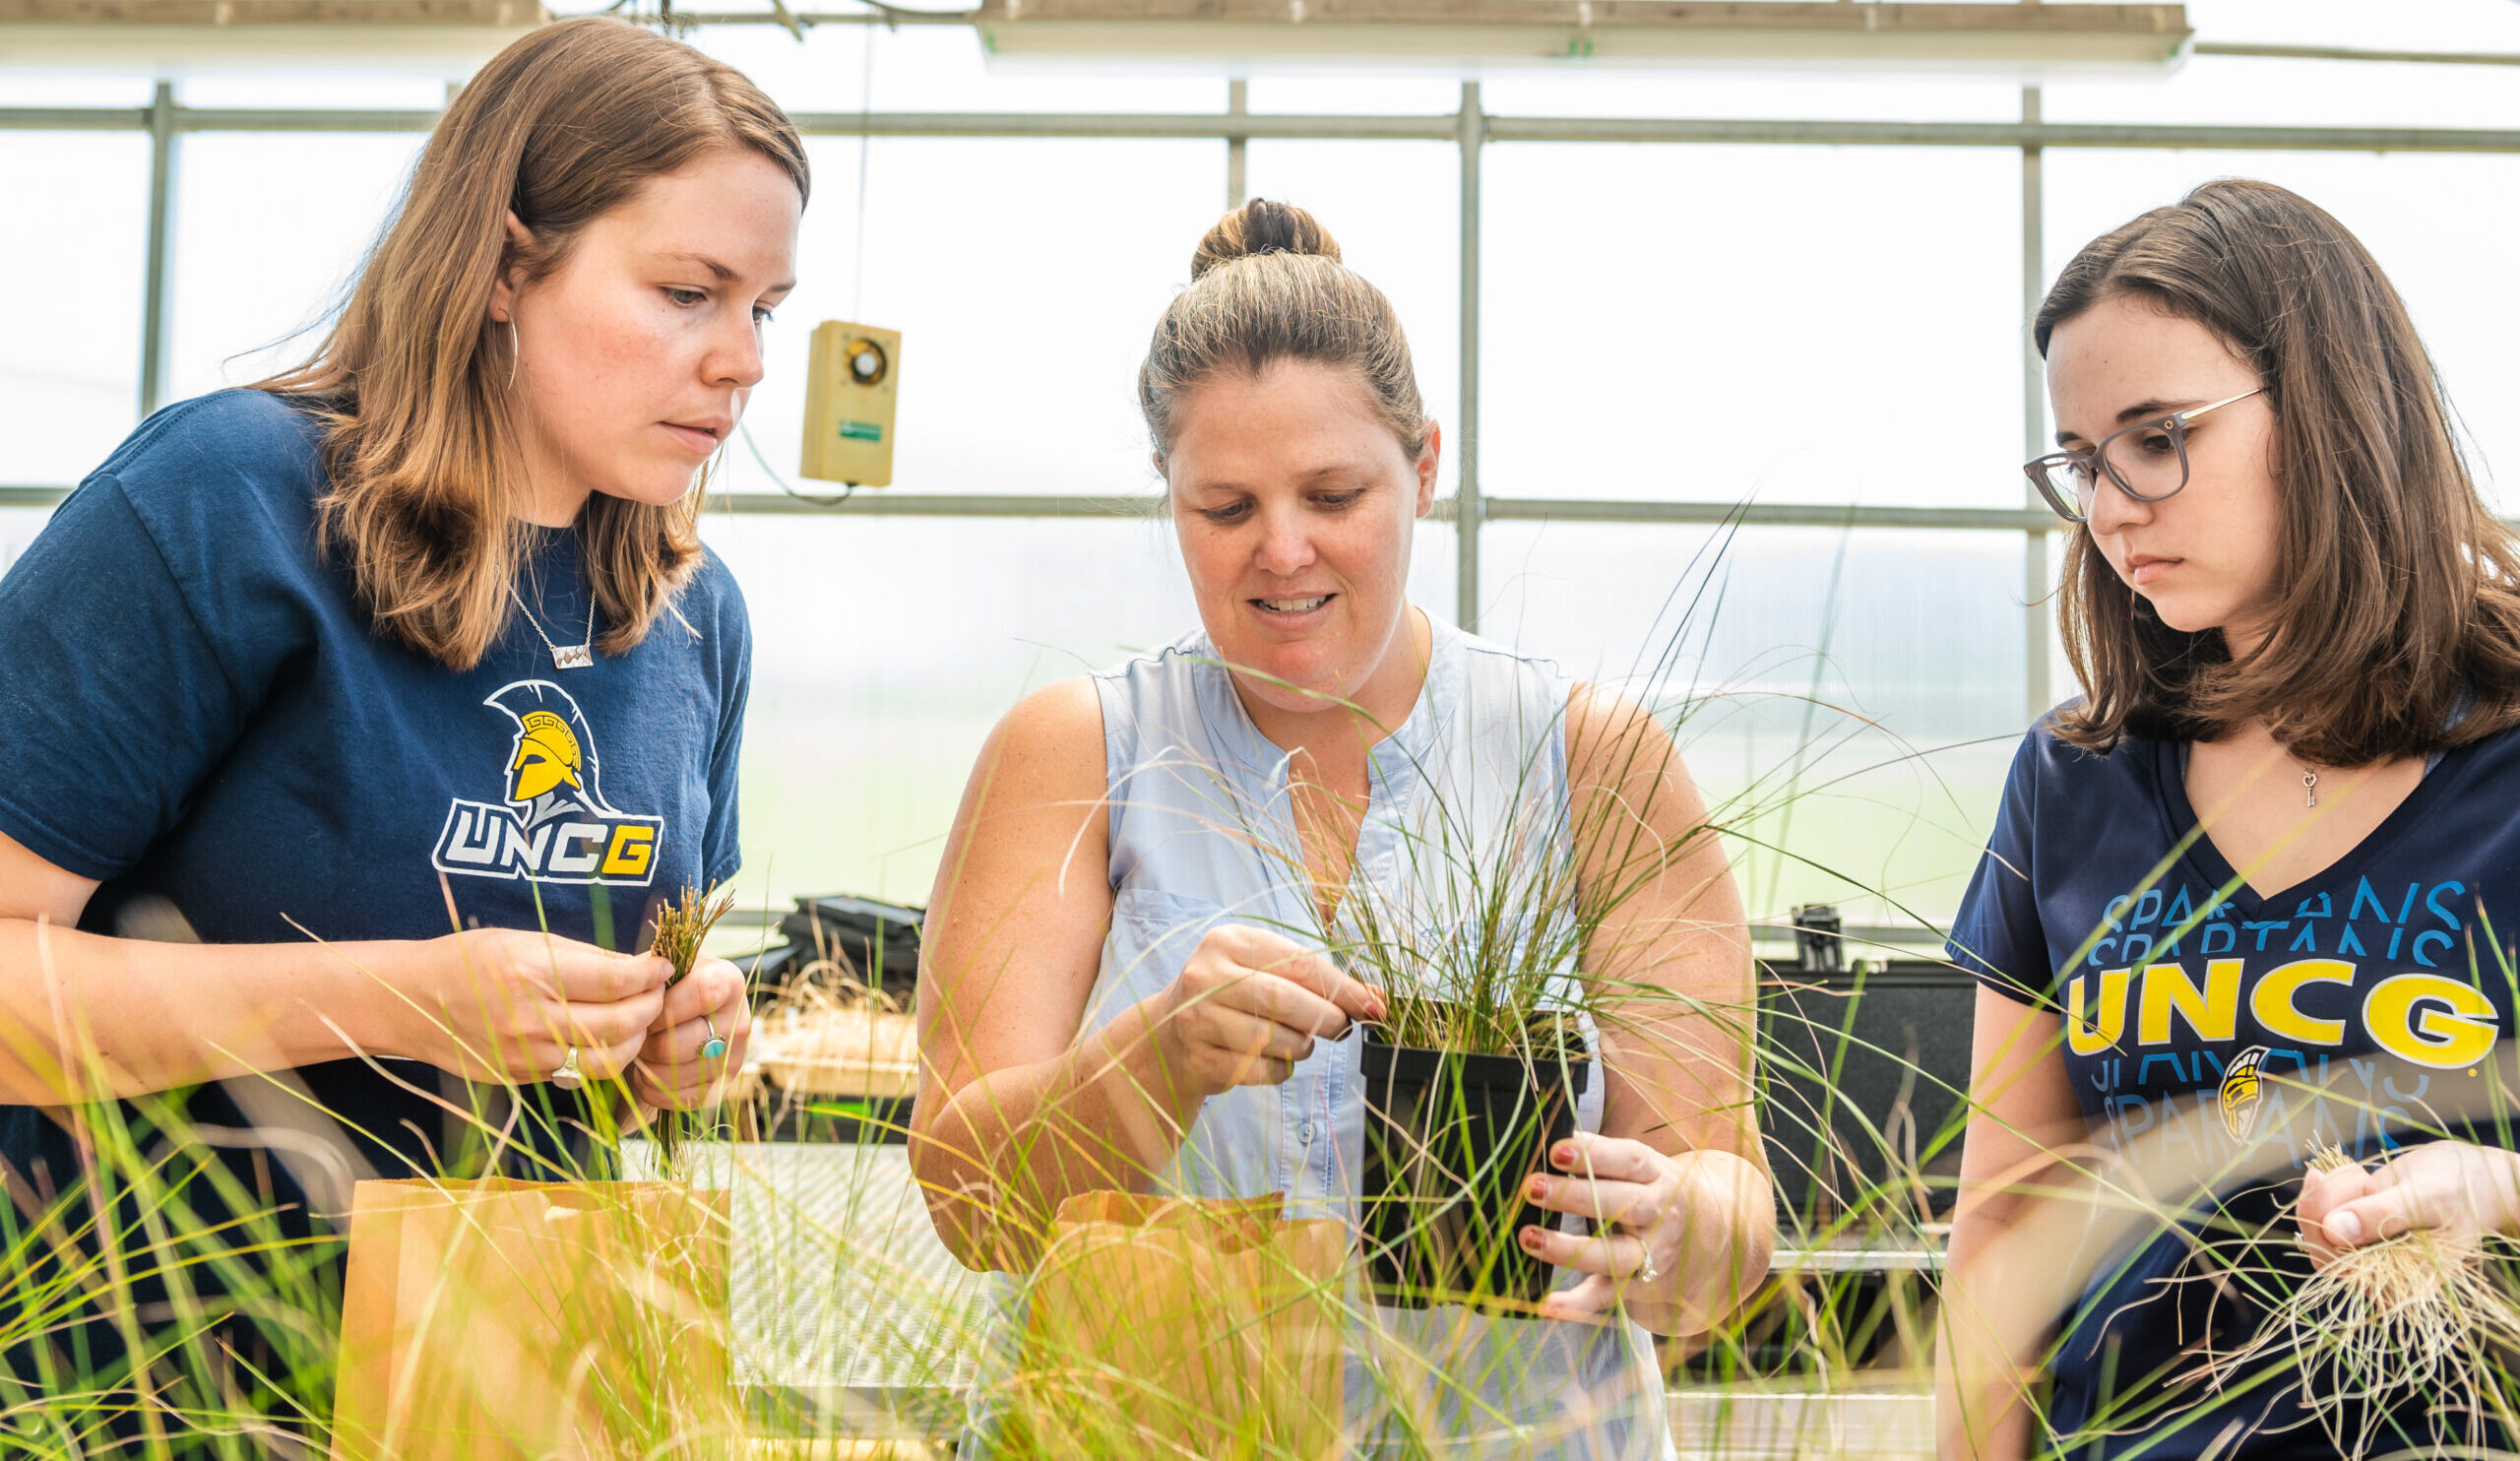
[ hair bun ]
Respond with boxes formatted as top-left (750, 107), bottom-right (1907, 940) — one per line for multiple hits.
top-left (1191, 198), bottom-right (1342, 280)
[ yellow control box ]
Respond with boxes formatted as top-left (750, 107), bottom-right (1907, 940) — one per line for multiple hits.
top-left (800, 321), bottom-right (900, 486)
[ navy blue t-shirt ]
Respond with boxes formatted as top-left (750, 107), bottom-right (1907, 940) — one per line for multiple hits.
top-left (1951, 718), bottom-right (2520, 1459)
top-left (0, 390), bottom-right (747, 1236)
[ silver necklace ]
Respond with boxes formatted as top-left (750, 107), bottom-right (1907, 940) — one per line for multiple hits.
top-left (506, 580), bottom-right (596, 670)
top-left (2292, 756), bottom-right (2320, 808)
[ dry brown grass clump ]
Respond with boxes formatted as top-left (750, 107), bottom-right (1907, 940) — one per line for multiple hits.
top-left (646, 883), bottom-right (737, 1170)
top-left (651, 882), bottom-right (737, 986)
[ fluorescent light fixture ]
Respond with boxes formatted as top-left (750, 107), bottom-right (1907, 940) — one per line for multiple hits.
top-left (0, 0), bottom-right (548, 75)
top-left (974, 0), bottom-right (2192, 71)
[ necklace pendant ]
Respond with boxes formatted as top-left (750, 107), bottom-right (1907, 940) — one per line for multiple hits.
top-left (550, 643), bottom-right (594, 671)
top-left (2304, 772), bottom-right (2319, 809)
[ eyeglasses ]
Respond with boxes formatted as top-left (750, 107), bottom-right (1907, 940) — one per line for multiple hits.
top-left (2023, 387), bottom-right (2265, 525)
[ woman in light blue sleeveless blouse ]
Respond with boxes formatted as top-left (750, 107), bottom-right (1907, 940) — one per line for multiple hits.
top-left (912, 199), bottom-right (1776, 1459)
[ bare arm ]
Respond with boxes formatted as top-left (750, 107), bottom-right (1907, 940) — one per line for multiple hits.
top-left (0, 828), bottom-right (674, 1106)
top-left (1936, 987), bottom-right (2083, 1461)
top-left (909, 679), bottom-right (1197, 1270)
top-left (910, 678), bottom-right (1378, 1272)
top-left (1527, 685), bottom-right (1775, 1335)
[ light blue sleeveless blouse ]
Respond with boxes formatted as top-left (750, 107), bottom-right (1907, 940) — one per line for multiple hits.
top-left (959, 618), bottom-right (1674, 1460)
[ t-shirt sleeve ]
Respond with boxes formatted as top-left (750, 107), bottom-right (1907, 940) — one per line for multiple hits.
top-left (700, 565), bottom-right (749, 889)
top-left (0, 474), bottom-right (251, 881)
top-left (1947, 730), bottom-right (2054, 1009)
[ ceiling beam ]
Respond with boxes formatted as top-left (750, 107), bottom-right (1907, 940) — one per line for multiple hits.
top-left (971, 0), bottom-right (2192, 68)
top-left (0, 1), bottom-right (545, 22)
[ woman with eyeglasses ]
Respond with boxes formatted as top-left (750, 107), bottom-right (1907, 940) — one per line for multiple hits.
top-left (1938, 178), bottom-right (2520, 1459)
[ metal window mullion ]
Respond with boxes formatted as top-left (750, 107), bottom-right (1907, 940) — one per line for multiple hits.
top-left (2021, 86), bottom-right (2048, 728)
top-left (1456, 81), bottom-right (1483, 633)
top-left (16, 103), bottom-right (2520, 151)
top-left (1226, 79), bottom-right (1247, 208)
top-left (139, 80), bottom-right (176, 420)
top-left (0, 486), bottom-right (2077, 525)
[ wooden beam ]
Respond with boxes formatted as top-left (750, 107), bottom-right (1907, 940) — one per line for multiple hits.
top-left (0, 0), bottom-right (547, 25)
top-left (973, 0), bottom-right (2184, 34)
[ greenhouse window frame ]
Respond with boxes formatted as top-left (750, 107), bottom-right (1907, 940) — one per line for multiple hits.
top-left (8, 84), bottom-right (2520, 728)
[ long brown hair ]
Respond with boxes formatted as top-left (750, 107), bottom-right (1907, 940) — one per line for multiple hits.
top-left (2038, 177), bottom-right (2520, 765)
top-left (258, 17), bottom-right (807, 669)
top-left (1139, 198), bottom-right (1427, 468)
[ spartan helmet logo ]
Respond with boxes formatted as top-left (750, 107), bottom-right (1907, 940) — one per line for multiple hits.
top-left (2219, 1045), bottom-right (2272, 1142)
top-left (508, 710), bottom-right (582, 802)
top-left (484, 681), bottom-right (621, 829)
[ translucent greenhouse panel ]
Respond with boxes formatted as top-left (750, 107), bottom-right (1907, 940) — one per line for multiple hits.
top-left (0, 132), bottom-right (150, 487)
top-left (1241, 140), bottom-right (1462, 500)
top-left (678, 18), bottom-right (1222, 115)
top-left (1240, 74), bottom-right (1466, 116)
top-left (1480, 143), bottom-right (2025, 509)
top-left (166, 133), bottom-right (425, 404)
top-left (2042, 151), bottom-right (2520, 514)
top-left (176, 73), bottom-right (447, 109)
top-left (1480, 519), bottom-right (2031, 929)
top-left (711, 137), bottom-right (1225, 501)
top-left (703, 511), bottom-right (1455, 911)
top-left (2050, 0), bottom-right (2520, 130)
top-left (0, 75), bottom-right (156, 105)
top-left (0, 508), bottom-right (60, 575)
top-left (1480, 70), bottom-right (2019, 123)
top-left (2174, 0), bottom-right (2520, 48)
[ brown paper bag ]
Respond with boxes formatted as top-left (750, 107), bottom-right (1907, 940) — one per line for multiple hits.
top-left (330, 1176), bottom-right (733, 1460)
top-left (1006, 1190), bottom-right (1347, 1461)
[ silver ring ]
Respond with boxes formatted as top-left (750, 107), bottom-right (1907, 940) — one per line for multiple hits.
top-left (550, 1047), bottom-right (585, 1091)
top-left (1638, 1244), bottom-right (1661, 1285)
top-left (700, 1015), bottom-right (728, 1061)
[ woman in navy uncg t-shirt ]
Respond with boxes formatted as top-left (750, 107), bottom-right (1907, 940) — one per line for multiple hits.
top-left (0, 19), bottom-right (795, 1425)
top-left (1939, 178), bottom-right (2520, 1461)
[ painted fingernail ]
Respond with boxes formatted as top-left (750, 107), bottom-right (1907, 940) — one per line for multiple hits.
top-left (1520, 1227), bottom-right (1545, 1252)
top-left (1527, 1176), bottom-right (1549, 1201)
top-left (2328, 1211), bottom-right (2363, 1245)
top-left (1553, 1144), bottom-right (1576, 1167)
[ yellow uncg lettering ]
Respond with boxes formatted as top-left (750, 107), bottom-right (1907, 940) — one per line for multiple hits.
top-left (2065, 968), bottom-right (2132, 1056)
top-left (2249, 958), bottom-right (2355, 1046)
top-left (2137, 959), bottom-right (2241, 1046)
top-left (601, 823), bottom-right (656, 877)
top-left (2363, 973), bottom-right (2499, 1070)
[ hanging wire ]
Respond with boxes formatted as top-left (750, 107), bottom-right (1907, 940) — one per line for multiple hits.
top-left (653, 0), bottom-right (881, 505)
top-left (741, 418), bottom-right (857, 507)
top-left (853, 24), bottom-right (875, 320)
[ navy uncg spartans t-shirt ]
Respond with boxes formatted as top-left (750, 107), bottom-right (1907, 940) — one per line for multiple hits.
top-left (1950, 718), bottom-right (2519, 1460)
top-left (0, 390), bottom-right (747, 1263)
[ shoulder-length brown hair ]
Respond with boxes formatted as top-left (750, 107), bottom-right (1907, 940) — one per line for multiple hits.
top-left (2039, 177), bottom-right (2520, 766)
top-left (257, 17), bottom-right (807, 670)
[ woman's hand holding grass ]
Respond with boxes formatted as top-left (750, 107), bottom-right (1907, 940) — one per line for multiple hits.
top-left (630, 956), bottom-right (750, 1110)
top-left (1146, 924), bottom-right (1385, 1098)
top-left (2298, 1139), bottom-right (2520, 1261)
top-left (1521, 1131), bottom-right (1773, 1336)
top-left (414, 927), bottom-right (670, 1088)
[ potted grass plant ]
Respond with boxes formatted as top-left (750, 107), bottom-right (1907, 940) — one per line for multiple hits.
top-left (1241, 678), bottom-right (1715, 1310)
top-left (1331, 781), bottom-right (1622, 1310)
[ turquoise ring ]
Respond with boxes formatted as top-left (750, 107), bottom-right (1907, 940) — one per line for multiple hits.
top-left (700, 1015), bottom-right (728, 1062)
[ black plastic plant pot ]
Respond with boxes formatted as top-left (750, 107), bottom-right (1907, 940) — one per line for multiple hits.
top-left (1357, 1013), bottom-right (1592, 1310)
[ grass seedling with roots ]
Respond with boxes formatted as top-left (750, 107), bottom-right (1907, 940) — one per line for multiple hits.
top-left (2189, 1140), bottom-right (2520, 1457)
top-left (647, 882), bottom-right (736, 1174)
